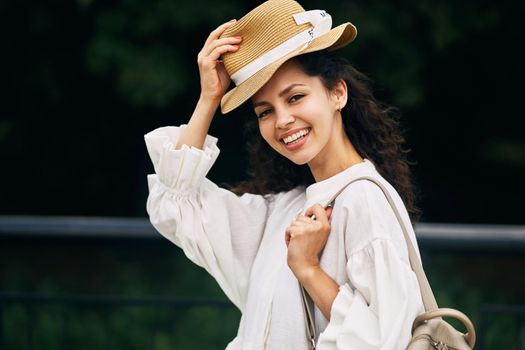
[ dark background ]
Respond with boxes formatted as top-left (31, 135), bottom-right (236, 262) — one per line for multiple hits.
top-left (1, 1), bottom-right (524, 349)
top-left (0, 1), bottom-right (524, 220)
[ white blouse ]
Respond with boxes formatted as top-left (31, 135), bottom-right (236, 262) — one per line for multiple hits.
top-left (145, 125), bottom-right (425, 350)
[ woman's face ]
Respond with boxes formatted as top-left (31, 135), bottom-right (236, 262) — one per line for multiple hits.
top-left (252, 59), bottom-right (347, 166)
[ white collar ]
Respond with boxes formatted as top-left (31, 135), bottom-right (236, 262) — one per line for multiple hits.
top-left (303, 159), bottom-right (376, 211)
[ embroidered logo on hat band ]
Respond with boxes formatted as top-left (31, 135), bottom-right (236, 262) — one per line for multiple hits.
top-left (230, 9), bottom-right (332, 86)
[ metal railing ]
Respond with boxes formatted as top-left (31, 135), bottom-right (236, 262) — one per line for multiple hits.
top-left (477, 304), bottom-right (525, 350)
top-left (1, 216), bottom-right (525, 349)
top-left (2, 294), bottom-right (522, 349)
top-left (2, 215), bottom-right (525, 250)
top-left (0, 292), bottom-right (234, 350)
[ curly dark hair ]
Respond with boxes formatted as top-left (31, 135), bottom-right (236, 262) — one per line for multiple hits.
top-left (232, 50), bottom-right (421, 222)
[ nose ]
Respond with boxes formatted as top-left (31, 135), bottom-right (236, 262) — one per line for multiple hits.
top-left (275, 109), bottom-right (295, 129)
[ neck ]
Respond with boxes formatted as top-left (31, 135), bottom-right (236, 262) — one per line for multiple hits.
top-left (308, 128), bottom-right (363, 182)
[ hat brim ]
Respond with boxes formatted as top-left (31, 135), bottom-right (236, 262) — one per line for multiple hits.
top-left (220, 22), bottom-right (357, 114)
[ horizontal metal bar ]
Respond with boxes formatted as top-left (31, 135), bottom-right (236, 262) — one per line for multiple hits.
top-left (415, 222), bottom-right (525, 250)
top-left (1, 216), bottom-right (525, 250)
top-left (480, 304), bottom-right (525, 315)
top-left (0, 292), bottom-right (234, 308)
top-left (0, 215), bottom-right (158, 239)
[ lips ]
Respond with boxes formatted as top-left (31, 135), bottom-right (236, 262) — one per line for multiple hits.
top-left (280, 127), bottom-right (311, 151)
top-left (280, 128), bottom-right (311, 145)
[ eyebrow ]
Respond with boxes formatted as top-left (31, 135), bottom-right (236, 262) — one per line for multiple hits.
top-left (253, 83), bottom-right (306, 108)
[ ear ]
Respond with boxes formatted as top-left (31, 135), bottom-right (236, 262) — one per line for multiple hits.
top-left (330, 79), bottom-right (348, 111)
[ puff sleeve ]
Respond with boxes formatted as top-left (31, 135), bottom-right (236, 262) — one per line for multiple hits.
top-left (316, 181), bottom-right (424, 349)
top-left (144, 126), bottom-right (269, 311)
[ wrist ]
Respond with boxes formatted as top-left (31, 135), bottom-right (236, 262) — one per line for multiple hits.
top-left (189, 96), bottom-right (220, 124)
top-left (294, 264), bottom-right (322, 285)
top-left (198, 93), bottom-right (222, 109)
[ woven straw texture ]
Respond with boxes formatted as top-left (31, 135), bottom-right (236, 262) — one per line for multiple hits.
top-left (221, 0), bottom-right (310, 76)
top-left (219, 0), bottom-right (357, 113)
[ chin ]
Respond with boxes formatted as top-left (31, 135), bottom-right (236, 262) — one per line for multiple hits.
top-left (288, 159), bottom-right (309, 166)
top-left (271, 142), bottom-right (314, 165)
top-left (282, 152), bottom-right (313, 166)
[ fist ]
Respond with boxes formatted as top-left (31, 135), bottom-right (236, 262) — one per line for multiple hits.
top-left (285, 204), bottom-right (333, 279)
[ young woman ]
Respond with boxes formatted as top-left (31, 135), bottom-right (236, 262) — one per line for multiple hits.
top-left (145, 0), bottom-right (425, 348)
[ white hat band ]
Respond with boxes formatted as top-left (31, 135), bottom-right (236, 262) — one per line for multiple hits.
top-left (230, 9), bottom-right (332, 85)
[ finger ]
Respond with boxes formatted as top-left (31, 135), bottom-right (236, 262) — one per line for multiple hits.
top-left (304, 204), bottom-right (322, 219)
top-left (204, 19), bottom-right (237, 47)
top-left (216, 60), bottom-right (231, 84)
top-left (325, 206), bottom-right (333, 221)
top-left (292, 215), bottom-right (313, 223)
top-left (197, 45), bottom-right (239, 68)
top-left (201, 36), bottom-right (242, 57)
top-left (295, 216), bottom-right (313, 224)
top-left (202, 45), bottom-right (240, 65)
top-left (290, 221), bottom-right (309, 229)
top-left (306, 204), bottom-right (329, 225)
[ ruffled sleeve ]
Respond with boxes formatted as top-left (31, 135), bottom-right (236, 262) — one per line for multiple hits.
top-left (316, 180), bottom-right (424, 349)
top-left (144, 126), bottom-right (269, 311)
top-left (145, 126), bottom-right (220, 191)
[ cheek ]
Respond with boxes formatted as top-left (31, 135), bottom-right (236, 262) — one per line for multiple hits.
top-left (258, 121), bottom-right (285, 153)
top-left (258, 122), bottom-right (275, 145)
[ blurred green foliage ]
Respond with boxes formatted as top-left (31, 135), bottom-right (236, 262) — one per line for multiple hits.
top-left (0, 239), bottom-right (241, 349)
top-left (2, 303), bottom-right (241, 349)
top-left (1, 0), bottom-right (524, 222)
top-left (1, 237), bottom-right (524, 349)
top-left (1, 1), bottom-right (524, 348)
top-left (82, 0), bottom-right (506, 110)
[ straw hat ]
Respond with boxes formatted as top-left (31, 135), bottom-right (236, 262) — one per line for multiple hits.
top-left (219, 0), bottom-right (357, 113)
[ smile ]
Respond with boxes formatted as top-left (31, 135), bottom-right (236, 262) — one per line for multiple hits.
top-left (281, 128), bottom-right (311, 145)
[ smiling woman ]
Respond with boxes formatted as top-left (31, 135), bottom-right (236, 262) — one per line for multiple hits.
top-left (236, 51), bottom-right (420, 220)
top-left (253, 59), bottom-right (361, 179)
top-left (144, 0), bottom-right (426, 349)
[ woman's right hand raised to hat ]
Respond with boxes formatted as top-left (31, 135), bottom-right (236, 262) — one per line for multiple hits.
top-left (197, 19), bottom-right (241, 103)
top-left (175, 20), bottom-right (241, 150)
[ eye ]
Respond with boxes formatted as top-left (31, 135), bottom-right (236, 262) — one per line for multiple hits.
top-left (257, 108), bottom-right (273, 120)
top-left (289, 94), bottom-right (305, 103)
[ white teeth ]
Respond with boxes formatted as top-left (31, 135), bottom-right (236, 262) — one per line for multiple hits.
top-left (283, 129), bottom-right (310, 145)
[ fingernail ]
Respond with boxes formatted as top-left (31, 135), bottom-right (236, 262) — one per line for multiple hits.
top-left (229, 19), bottom-right (237, 23)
